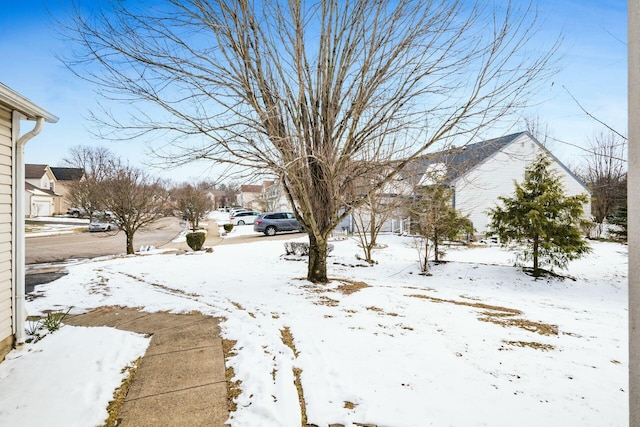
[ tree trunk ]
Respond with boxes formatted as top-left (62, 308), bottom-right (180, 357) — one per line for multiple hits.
top-left (532, 236), bottom-right (539, 276)
top-left (307, 232), bottom-right (328, 283)
top-left (364, 245), bottom-right (373, 264)
top-left (423, 239), bottom-right (429, 273)
top-left (369, 209), bottom-right (377, 248)
top-left (126, 231), bottom-right (135, 255)
top-left (433, 226), bottom-right (440, 262)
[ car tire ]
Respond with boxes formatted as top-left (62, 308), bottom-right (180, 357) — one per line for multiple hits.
top-left (265, 226), bottom-right (277, 236)
top-left (106, 225), bottom-right (111, 231)
top-left (238, 220), bottom-right (245, 225)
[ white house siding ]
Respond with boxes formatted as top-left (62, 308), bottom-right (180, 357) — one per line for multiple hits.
top-left (0, 105), bottom-right (13, 360)
top-left (453, 134), bottom-right (590, 236)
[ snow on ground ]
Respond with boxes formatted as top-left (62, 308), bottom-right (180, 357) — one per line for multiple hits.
top-left (4, 228), bottom-right (629, 427)
top-left (0, 326), bottom-right (149, 426)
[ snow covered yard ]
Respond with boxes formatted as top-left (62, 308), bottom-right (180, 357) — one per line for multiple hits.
top-left (4, 233), bottom-right (629, 426)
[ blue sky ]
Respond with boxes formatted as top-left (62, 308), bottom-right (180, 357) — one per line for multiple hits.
top-left (0, 0), bottom-right (628, 182)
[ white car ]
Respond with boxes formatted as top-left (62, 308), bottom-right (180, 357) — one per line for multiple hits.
top-left (229, 211), bottom-right (260, 225)
top-left (89, 212), bottom-right (118, 232)
top-left (229, 208), bottom-right (249, 217)
top-left (89, 220), bottom-right (118, 232)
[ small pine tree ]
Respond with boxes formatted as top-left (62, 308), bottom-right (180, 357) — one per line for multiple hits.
top-left (488, 154), bottom-right (591, 277)
top-left (411, 185), bottom-right (474, 272)
top-left (607, 204), bottom-right (627, 240)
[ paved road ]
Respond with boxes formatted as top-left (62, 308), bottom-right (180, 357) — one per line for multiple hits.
top-left (25, 218), bottom-right (307, 290)
top-left (26, 217), bottom-right (186, 265)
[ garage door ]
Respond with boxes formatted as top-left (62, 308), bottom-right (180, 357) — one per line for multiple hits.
top-left (33, 202), bottom-right (50, 217)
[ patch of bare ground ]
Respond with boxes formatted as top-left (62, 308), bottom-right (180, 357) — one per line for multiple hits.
top-left (222, 339), bottom-right (242, 413)
top-left (502, 340), bottom-right (555, 351)
top-left (480, 314), bottom-right (558, 336)
top-left (316, 295), bottom-right (340, 307)
top-left (280, 327), bottom-right (300, 358)
top-left (407, 294), bottom-right (559, 337)
top-left (100, 357), bottom-right (142, 427)
top-left (118, 271), bottom-right (202, 297)
top-left (280, 327), bottom-right (307, 426)
top-left (332, 278), bottom-right (370, 295)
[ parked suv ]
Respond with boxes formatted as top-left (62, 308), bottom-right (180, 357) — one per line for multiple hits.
top-left (253, 212), bottom-right (303, 236)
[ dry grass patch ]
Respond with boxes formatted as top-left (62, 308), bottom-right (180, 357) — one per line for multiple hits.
top-left (280, 327), bottom-right (300, 357)
top-left (503, 340), bottom-right (555, 351)
top-left (119, 272), bottom-right (201, 297)
top-left (407, 294), bottom-right (558, 336)
top-left (280, 328), bottom-right (307, 425)
top-left (100, 357), bottom-right (141, 427)
top-left (222, 339), bottom-right (242, 413)
top-left (331, 278), bottom-right (370, 295)
top-left (293, 367), bottom-right (307, 425)
top-left (344, 401), bottom-right (357, 409)
top-left (481, 315), bottom-right (558, 336)
top-left (315, 295), bottom-right (340, 307)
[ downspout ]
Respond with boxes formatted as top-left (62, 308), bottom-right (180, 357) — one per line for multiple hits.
top-left (13, 113), bottom-right (44, 346)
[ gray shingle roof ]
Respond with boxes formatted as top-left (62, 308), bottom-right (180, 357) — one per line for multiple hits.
top-left (50, 167), bottom-right (84, 181)
top-left (416, 131), bottom-right (527, 183)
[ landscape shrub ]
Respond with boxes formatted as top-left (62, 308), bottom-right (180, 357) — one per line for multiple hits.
top-left (284, 242), bottom-right (334, 256)
top-left (186, 231), bottom-right (206, 251)
top-left (223, 223), bottom-right (234, 233)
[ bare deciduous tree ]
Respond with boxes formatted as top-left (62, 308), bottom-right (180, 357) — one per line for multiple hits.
top-left (522, 115), bottom-right (553, 148)
top-left (173, 184), bottom-right (214, 231)
top-left (62, 0), bottom-right (558, 282)
top-left (101, 165), bottom-right (167, 254)
top-left (575, 130), bottom-right (627, 238)
top-left (64, 146), bottom-right (117, 221)
top-left (66, 146), bottom-right (167, 254)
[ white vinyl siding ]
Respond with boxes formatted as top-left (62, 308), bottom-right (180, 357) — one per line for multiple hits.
top-left (453, 134), bottom-right (590, 235)
top-left (0, 105), bottom-right (12, 353)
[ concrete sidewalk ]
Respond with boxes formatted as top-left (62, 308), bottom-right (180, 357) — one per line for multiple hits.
top-left (66, 307), bottom-right (228, 426)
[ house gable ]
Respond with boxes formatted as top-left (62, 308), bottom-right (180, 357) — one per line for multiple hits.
top-left (50, 167), bottom-right (84, 214)
top-left (25, 163), bottom-right (57, 192)
top-left (448, 132), bottom-right (590, 234)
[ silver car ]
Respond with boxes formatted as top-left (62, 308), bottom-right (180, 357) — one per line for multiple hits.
top-left (89, 220), bottom-right (118, 232)
top-left (253, 212), bottom-right (303, 236)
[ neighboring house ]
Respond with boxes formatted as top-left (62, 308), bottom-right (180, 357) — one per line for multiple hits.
top-left (50, 167), bottom-right (84, 214)
top-left (237, 184), bottom-right (266, 211)
top-left (25, 163), bottom-right (61, 216)
top-left (207, 190), bottom-right (226, 209)
top-left (261, 180), bottom-right (293, 213)
top-left (0, 83), bottom-right (57, 361)
top-left (410, 131), bottom-right (591, 236)
top-left (25, 182), bottom-right (57, 218)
